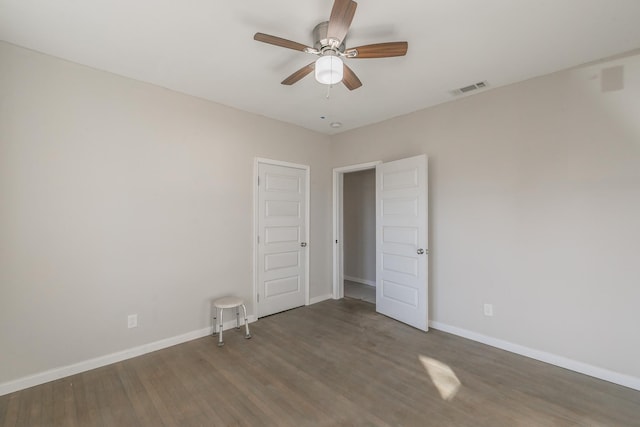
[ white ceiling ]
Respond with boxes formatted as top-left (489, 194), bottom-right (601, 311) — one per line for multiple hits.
top-left (2, 0), bottom-right (640, 134)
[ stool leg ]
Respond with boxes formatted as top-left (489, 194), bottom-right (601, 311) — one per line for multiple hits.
top-left (218, 308), bottom-right (224, 347)
top-left (236, 306), bottom-right (240, 330)
top-left (241, 304), bottom-right (251, 339)
top-left (212, 309), bottom-right (218, 336)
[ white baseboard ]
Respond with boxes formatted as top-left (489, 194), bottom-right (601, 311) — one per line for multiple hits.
top-left (429, 320), bottom-right (640, 392)
top-left (0, 315), bottom-right (257, 397)
top-left (344, 275), bottom-right (376, 287)
top-left (6, 316), bottom-right (637, 396)
top-left (309, 293), bottom-right (333, 305)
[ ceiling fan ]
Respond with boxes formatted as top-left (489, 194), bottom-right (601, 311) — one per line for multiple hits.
top-left (253, 0), bottom-right (408, 90)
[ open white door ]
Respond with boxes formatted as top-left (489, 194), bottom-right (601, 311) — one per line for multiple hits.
top-left (376, 155), bottom-right (428, 331)
top-left (257, 161), bottom-right (308, 317)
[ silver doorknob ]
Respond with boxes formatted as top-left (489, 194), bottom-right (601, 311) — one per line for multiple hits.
top-left (417, 248), bottom-right (424, 255)
top-left (300, 242), bottom-right (307, 247)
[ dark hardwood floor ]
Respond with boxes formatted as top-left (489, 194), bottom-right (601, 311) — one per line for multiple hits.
top-left (2, 299), bottom-right (639, 426)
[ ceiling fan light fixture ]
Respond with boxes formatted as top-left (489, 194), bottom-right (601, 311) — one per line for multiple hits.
top-left (315, 55), bottom-right (343, 85)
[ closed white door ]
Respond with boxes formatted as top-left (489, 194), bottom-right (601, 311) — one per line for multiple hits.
top-left (257, 162), bottom-right (308, 317)
top-left (376, 155), bottom-right (428, 331)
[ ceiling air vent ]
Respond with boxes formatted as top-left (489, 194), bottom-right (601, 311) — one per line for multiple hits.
top-left (450, 81), bottom-right (489, 97)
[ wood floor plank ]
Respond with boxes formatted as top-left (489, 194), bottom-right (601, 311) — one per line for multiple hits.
top-left (114, 362), bottom-right (166, 426)
top-left (165, 342), bottom-right (260, 425)
top-left (0, 392), bottom-right (8, 426)
top-left (230, 332), bottom-right (388, 426)
top-left (51, 379), bottom-right (77, 427)
top-left (1, 299), bottom-right (639, 426)
top-left (0, 393), bottom-right (20, 427)
top-left (135, 353), bottom-right (196, 426)
top-left (16, 386), bottom-right (40, 426)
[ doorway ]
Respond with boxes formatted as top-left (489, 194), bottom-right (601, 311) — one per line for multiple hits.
top-left (333, 155), bottom-right (429, 331)
top-left (342, 169), bottom-right (376, 304)
top-left (332, 161), bottom-right (380, 301)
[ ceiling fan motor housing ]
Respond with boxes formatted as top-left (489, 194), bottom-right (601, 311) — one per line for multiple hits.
top-left (313, 21), bottom-right (346, 55)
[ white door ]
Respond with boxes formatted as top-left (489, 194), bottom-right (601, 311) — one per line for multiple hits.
top-left (257, 162), bottom-right (308, 317)
top-left (376, 155), bottom-right (428, 331)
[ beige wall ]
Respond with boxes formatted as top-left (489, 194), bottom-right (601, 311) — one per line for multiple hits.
top-left (332, 52), bottom-right (640, 379)
top-left (0, 42), bottom-right (333, 385)
top-left (2, 40), bottom-right (639, 390)
top-left (343, 169), bottom-right (376, 284)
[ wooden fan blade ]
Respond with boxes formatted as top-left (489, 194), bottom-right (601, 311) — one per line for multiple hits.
top-left (281, 62), bottom-right (315, 85)
top-left (254, 33), bottom-right (311, 52)
top-left (327, 0), bottom-right (357, 43)
top-left (342, 64), bottom-right (362, 90)
top-left (346, 42), bottom-right (408, 58)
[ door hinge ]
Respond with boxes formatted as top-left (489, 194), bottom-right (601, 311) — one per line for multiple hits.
top-left (257, 176), bottom-right (260, 186)
top-left (257, 235), bottom-right (260, 244)
top-left (257, 293), bottom-right (260, 302)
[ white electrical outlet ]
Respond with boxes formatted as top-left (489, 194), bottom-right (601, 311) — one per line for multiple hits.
top-left (483, 304), bottom-right (493, 317)
top-left (127, 314), bottom-right (138, 328)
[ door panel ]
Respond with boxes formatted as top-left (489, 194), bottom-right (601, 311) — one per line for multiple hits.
top-left (266, 200), bottom-right (300, 217)
top-left (258, 163), bottom-right (307, 317)
top-left (381, 279), bottom-right (418, 306)
top-left (265, 276), bottom-right (300, 297)
top-left (265, 226), bottom-right (299, 244)
top-left (382, 253), bottom-right (418, 276)
top-left (264, 251), bottom-right (299, 271)
top-left (376, 155), bottom-right (428, 331)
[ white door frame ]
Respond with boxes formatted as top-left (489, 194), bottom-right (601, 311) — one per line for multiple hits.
top-left (332, 161), bottom-right (382, 299)
top-left (253, 157), bottom-right (311, 318)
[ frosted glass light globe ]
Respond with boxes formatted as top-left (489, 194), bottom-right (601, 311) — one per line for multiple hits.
top-left (315, 55), bottom-right (343, 85)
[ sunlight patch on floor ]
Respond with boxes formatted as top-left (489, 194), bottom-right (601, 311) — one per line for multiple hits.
top-left (419, 355), bottom-right (461, 401)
